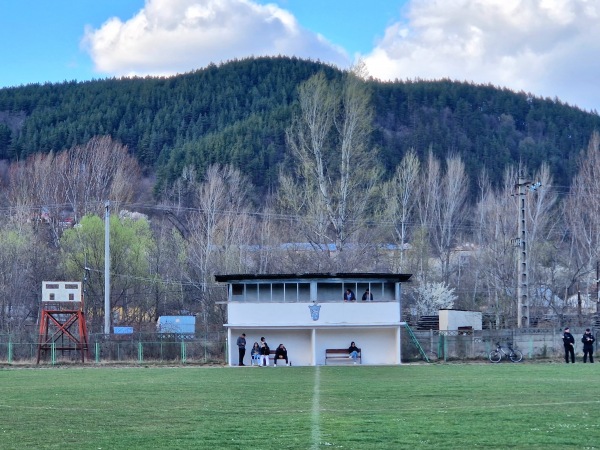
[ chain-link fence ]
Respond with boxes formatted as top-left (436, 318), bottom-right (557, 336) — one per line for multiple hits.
top-left (2, 327), bottom-right (597, 364)
top-left (0, 331), bottom-right (227, 364)
top-left (402, 327), bottom-right (598, 362)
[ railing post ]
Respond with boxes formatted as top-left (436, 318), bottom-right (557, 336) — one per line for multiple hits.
top-left (181, 337), bottom-right (186, 363)
top-left (95, 341), bottom-right (100, 363)
top-left (204, 331), bottom-right (208, 362)
top-left (138, 342), bottom-right (143, 363)
top-left (8, 338), bottom-right (13, 363)
top-left (444, 335), bottom-right (448, 362)
top-left (51, 342), bottom-right (56, 365)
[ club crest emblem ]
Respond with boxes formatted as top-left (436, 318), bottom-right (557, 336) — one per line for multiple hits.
top-left (308, 302), bottom-right (321, 321)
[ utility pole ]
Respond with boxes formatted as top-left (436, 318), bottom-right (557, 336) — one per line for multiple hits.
top-left (514, 173), bottom-right (541, 328)
top-left (104, 201), bottom-right (111, 335)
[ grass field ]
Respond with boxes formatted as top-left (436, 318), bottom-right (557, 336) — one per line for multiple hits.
top-left (1, 362), bottom-right (599, 449)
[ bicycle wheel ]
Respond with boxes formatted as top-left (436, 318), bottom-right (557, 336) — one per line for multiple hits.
top-left (489, 350), bottom-right (502, 363)
top-left (509, 349), bottom-right (523, 363)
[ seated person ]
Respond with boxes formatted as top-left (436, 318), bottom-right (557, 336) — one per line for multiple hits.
top-left (274, 344), bottom-right (289, 366)
top-left (361, 289), bottom-right (373, 301)
top-left (348, 341), bottom-right (360, 363)
top-left (250, 342), bottom-right (261, 366)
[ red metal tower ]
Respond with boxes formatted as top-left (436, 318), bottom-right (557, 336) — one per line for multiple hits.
top-left (37, 281), bottom-right (89, 363)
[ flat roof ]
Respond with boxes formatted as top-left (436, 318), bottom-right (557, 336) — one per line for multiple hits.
top-left (224, 322), bottom-right (408, 329)
top-left (215, 273), bottom-right (412, 283)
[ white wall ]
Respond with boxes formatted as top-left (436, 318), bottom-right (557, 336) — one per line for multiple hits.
top-left (229, 326), bottom-right (400, 366)
top-left (314, 328), bottom-right (399, 365)
top-left (228, 302), bottom-right (401, 326)
top-left (227, 298), bottom-right (403, 366)
top-left (439, 310), bottom-right (482, 331)
top-left (240, 330), bottom-right (313, 366)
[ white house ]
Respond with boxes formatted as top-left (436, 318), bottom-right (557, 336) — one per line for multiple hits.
top-left (215, 273), bottom-right (412, 366)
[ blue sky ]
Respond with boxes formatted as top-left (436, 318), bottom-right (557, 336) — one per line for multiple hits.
top-left (1, 0), bottom-right (599, 112)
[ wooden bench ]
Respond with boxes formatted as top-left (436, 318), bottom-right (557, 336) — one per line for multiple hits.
top-left (325, 348), bottom-right (361, 365)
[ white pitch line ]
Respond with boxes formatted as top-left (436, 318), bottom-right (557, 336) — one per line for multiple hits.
top-left (311, 365), bottom-right (321, 450)
top-left (306, 399), bottom-right (600, 415)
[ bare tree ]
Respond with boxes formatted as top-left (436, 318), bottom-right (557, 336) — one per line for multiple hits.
top-left (191, 164), bottom-right (255, 280)
top-left (559, 131), bottom-right (600, 319)
top-left (473, 163), bottom-right (558, 327)
top-left (563, 132), bottom-right (600, 270)
top-left (418, 152), bottom-right (469, 283)
top-left (58, 136), bottom-right (139, 219)
top-left (474, 167), bottom-right (519, 327)
top-left (382, 149), bottom-right (420, 271)
top-left (7, 152), bottom-right (67, 245)
top-left (183, 165), bottom-right (256, 324)
top-left (146, 214), bottom-right (189, 321)
top-left (279, 66), bottom-right (382, 270)
top-left (0, 224), bottom-right (37, 333)
top-left (463, 168), bottom-right (491, 311)
top-left (7, 136), bottom-right (140, 247)
top-left (416, 150), bottom-right (441, 232)
top-left (521, 163), bottom-right (559, 321)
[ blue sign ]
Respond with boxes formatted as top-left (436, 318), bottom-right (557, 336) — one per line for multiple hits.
top-left (309, 303), bottom-right (321, 321)
top-left (158, 316), bottom-right (196, 333)
top-left (113, 326), bottom-right (133, 334)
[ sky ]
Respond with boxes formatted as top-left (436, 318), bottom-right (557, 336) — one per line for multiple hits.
top-left (1, 0), bottom-right (599, 112)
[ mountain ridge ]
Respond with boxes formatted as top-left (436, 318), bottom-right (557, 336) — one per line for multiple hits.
top-left (1, 56), bottom-right (598, 196)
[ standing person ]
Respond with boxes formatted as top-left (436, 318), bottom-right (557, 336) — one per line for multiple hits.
top-left (361, 289), bottom-right (373, 301)
top-left (250, 342), bottom-right (261, 366)
top-left (236, 333), bottom-right (246, 366)
top-left (343, 289), bottom-right (356, 302)
top-left (348, 341), bottom-right (360, 364)
top-left (260, 336), bottom-right (270, 366)
top-left (563, 327), bottom-right (575, 363)
top-left (582, 328), bottom-right (595, 363)
top-left (274, 344), bottom-right (289, 366)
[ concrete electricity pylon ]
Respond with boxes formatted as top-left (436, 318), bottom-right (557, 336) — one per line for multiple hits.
top-left (514, 173), bottom-right (541, 328)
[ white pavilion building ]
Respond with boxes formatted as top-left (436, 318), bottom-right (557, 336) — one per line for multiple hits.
top-left (215, 273), bottom-right (412, 366)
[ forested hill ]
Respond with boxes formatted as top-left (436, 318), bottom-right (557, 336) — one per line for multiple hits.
top-left (0, 56), bottom-right (599, 196)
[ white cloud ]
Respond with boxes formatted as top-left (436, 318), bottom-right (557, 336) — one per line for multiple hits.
top-left (82, 0), bottom-right (349, 78)
top-left (363, 0), bottom-right (600, 112)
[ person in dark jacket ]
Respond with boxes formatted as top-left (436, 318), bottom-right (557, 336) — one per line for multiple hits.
top-left (343, 289), bottom-right (356, 302)
top-left (563, 327), bottom-right (575, 363)
top-left (236, 333), bottom-right (246, 366)
top-left (274, 344), bottom-right (289, 366)
top-left (260, 337), bottom-right (270, 366)
top-left (581, 328), bottom-right (595, 363)
top-left (348, 341), bottom-right (360, 364)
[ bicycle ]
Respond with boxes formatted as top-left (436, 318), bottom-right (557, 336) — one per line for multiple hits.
top-left (489, 342), bottom-right (523, 363)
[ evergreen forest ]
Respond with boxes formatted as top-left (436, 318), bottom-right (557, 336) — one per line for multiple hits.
top-left (1, 56), bottom-right (599, 196)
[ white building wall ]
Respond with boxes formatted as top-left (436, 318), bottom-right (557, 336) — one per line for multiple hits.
top-left (438, 310), bottom-right (483, 331)
top-left (228, 301), bottom-right (400, 326)
top-left (314, 327), bottom-right (399, 365)
top-left (221, 276), bottom-right (409, 366)
top-left (229, 326), bottom-right (401, 366)
top-left (238, 330), bottom-right (311, 366)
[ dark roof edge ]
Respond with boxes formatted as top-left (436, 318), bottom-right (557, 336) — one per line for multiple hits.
top-left (215, 273), bottom-right (412, 282)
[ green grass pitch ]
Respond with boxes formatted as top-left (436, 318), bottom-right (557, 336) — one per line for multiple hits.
top-left (1, 363), bottom-right (599, 449)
